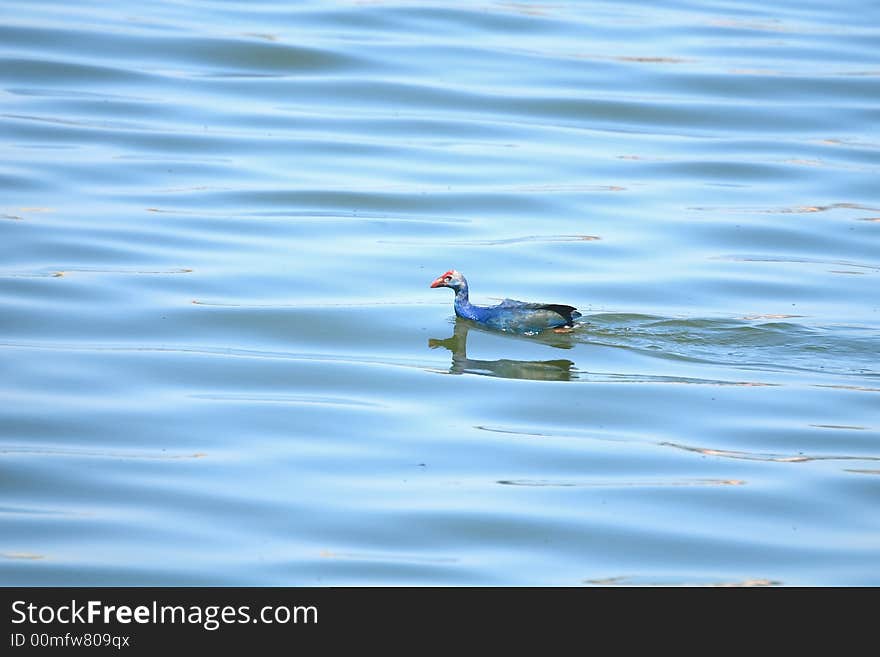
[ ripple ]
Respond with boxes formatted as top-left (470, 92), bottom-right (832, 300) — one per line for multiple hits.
top-left (660, 442), bottom-right (880, 464)
top-left (498, 478), bottom-right (745, 488)
top-left (715, 254), bottom-right (880, 271)
top-left (145, 207), bottom-right (471, 224)
top-left (191, 299), bottom-right (443, 308)
top-left (0, 267), bottom-right (192, 278)
top-left (0, 340), bottom-right (435, 372)
top-left (0, 56), bottom-right (154, 84)
top-left (0, 506), bottom-right (83, 517)
top-left (584, 575), bottom-right (782, 587)
top-left (318, 550), bottom-right (458, 565)
top-left (0, 445), bottom-right (206, 461)
top-left (380, 234), bottom-right (601, 246)
top-left (189, 393), bottom-right (384, 408)
top-left (1, 553), bottom-right (45, 561)
top-left (814, 384), bottom-right (880, 393)
top-left (690, 202), bottom-right (880, 214)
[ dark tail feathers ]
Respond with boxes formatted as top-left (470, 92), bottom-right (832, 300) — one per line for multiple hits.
top-left (540, 304), bottom-right (581, 327)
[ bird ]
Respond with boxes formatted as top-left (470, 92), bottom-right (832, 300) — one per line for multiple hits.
top-left (429, 269), bottom-right (581, 335)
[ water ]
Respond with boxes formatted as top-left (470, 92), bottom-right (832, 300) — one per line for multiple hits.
top-left (1, 0), bottom-right (878, 586)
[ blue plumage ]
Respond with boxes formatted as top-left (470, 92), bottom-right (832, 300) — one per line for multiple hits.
top-left (430, 269), bottom-right (581, 335)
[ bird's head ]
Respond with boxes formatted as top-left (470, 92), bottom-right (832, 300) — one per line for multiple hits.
top-left (430, 269), bottom-right (466, 291)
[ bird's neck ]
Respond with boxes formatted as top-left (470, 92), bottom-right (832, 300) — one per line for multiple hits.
top-left (453, 282), bottom-right (482, 321)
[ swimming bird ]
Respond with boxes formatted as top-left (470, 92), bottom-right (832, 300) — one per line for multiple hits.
top-left (430, 269), bottom-right (581, 334)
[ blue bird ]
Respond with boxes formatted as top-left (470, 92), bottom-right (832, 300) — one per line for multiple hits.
top-left (430, 269), bottom-right (581, 335)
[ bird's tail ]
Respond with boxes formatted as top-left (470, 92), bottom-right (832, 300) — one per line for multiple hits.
top-left (541, 305), bottom-right (581, 327)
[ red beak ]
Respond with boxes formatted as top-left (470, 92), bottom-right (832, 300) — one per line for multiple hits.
top-left (429, 276), bottom-right (446, 288)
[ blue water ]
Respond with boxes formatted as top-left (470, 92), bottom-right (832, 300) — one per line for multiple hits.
top-left (1, 0), bottom-right (878, 586)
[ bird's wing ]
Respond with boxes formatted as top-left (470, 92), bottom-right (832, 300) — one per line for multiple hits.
top-left (491, 299), bottom-right (581, 328)
top-left (497, 298), bottom-right (546, 310)
top-left (499, 299), bottom-right (578, 315)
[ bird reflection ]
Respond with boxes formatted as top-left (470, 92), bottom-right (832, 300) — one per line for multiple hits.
top-left (428, 317), bottom-right (576, 381)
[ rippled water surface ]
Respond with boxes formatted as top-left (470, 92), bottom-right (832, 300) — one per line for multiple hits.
top-left (2, 0), bottom-right (879, 585)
